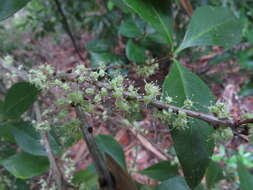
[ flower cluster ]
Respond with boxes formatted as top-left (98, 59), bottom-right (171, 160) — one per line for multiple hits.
top-left (68, 90), bottom-right (84, 105)
top-left (28, 64), bottom-right (54, 89)
top-left (173, 110), bottom-right (188, 130)
top-left (110, 75), bottom-right (130, 111)
top-left (143, 82), bottom-right (160, 104)
top-left (212, 127), bottom-right (233, 142)
top-left (3, 55), bottom-right (14, 66)
top-left (39, 179), bottom-right (56, 190)
top-left (33, 120), bottom-right (51, 132)
top-left (208, 101), bottom-right (231, 119)
top-left (183, 99), bottom-right (193, 109)
top-left (61, 152), bottom-right (76, 183)
top-left (136, 63), bottom-right (159, 78)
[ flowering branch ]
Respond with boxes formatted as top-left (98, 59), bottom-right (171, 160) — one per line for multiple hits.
top-left (95, 81), bottom-right (236, 128)
top-left (0, 58), bottom-right (251, 131)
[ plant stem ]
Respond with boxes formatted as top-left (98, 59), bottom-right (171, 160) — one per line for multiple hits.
top-left (53, 0), bottom-right (85, 62)
top-left (75, 106), bottom-right (116, 190)
top-left (34, 102), bottom-right (65, 190)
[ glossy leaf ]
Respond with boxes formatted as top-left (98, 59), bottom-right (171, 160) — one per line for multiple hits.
top-left (0, 0), bottom-right (31, 21)
top-left (176, 6), bottom-right (242, 53)
top-left (95, 134), bottom-right (126, 169)
top-left (3, 82), bottom-right (39, 119)
top-left (0, 152), bottom-right (49, 179)
top-left (162, 61), bottom-right (215, 188)
top-left (126, 40), bottom-right (146, 63)
top-left (119, 18), bottom-right (143, 38)
top-left (158, 176), bottom-right (191, 190)
top-left (237, 157), bottom-right (253, 190)
top-left (140, 161), bottom-right (178, 181)
top-left (122, 0), bottom-right (173, 46)
top-left (206, 161), bottom-right (224, 188)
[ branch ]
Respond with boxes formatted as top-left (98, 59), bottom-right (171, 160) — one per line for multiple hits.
top-left (95, 81), bottom-right (236, 128)
top-left (34, 103), bottom-right (65, 190)
top-left (75, 106), bottom-right (116, 190)
top-left (53, 0), bottom-right (85, 62)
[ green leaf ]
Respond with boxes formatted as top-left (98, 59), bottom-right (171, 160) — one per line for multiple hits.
top-left (111, 0), bottom-right (132, 13)
top-left (0, 121), bottom-right (15, 141)
top-left (158, 176), bottom-right (191, 190)
top-left (237, 157), bottom-right (253, 190)
top-left (0, 100), bottom-right (3, 113)
top-left (86, 39), bottom-right (112, 53)
top-left (119, 18), bottom-right (143, 38)
top-left (140, 161), bottom-right (178, 181)
top-left (122, 0), bottom-right (173, 46)
top-left (11, 121), bottom-right (60, 156)
top-left (239, 80), bottom-right (253, 96)
top-left (0, 0), bottom-right (31, 21)
top-left (138, 184), bottom-right (158, 190)
top-left (147, 33), bottom-right (168, 45)
top-left (10, 121), bottom-right (46, 156)
top-left (95, 134), bottom-right (126, 169)
top-left (206, 161), bottom-right (224, 188)
top-left (90, 52), bottom-right (123, 67)
top-left (126, 40), bottom-right (146, 63)
top-left (176, 6), bottom-right (242, 54)
top-left (73, 165), bottom-right (97, 187)
top-left (3, 82), bottom-right (39, 119)
top-left (0, 152), bottom-right (49, 179)
top-left (194, 184), bottom-right (205, 190)
top-left (162, 61), bottom-right (215, 188)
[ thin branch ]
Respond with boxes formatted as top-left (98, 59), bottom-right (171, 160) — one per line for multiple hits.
top-left (95, 81), bottom-right (236, 128)
top-left (75, 106), bottom-right (116, 190)
top-left (238, 118), bottom-right (253, 125)
top-left (53, 0), bottom-right (85, 62)
top-left (34, 102), bottom-right (65, 190)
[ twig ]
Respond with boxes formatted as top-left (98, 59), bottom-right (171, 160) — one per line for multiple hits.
top-left (34, 102), bottom-right (65, 190)
top-left (238, 118), bottom-right (253, 125)
top-left (95, 81), bottom-right (236, 128)
top-left (75, 106), bottom-right (115, 190)
top-left (53, 0), bottom-right (85, 62)
top-left (116, 118), bottom-right (173, 160)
